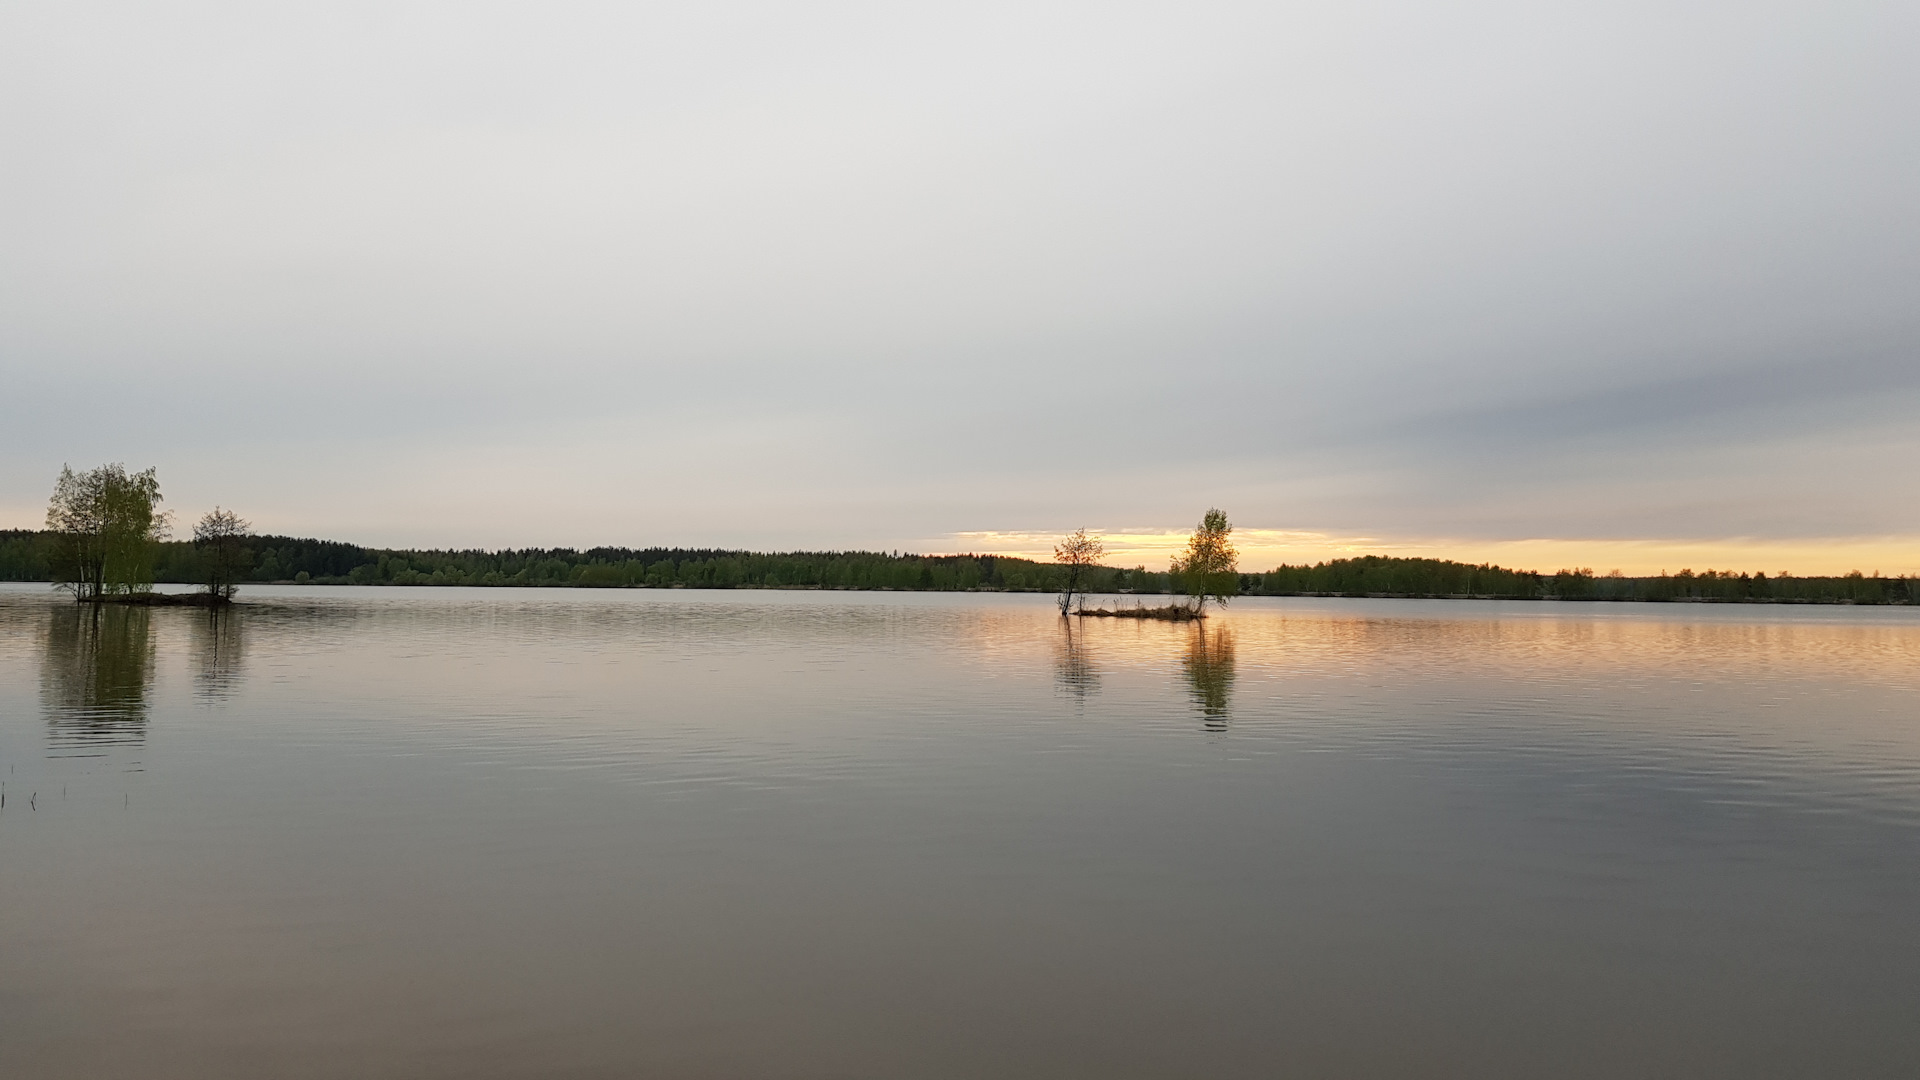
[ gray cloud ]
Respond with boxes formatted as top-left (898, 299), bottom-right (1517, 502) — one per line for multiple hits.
top-left (3, 2), bottom-right (1915, 548)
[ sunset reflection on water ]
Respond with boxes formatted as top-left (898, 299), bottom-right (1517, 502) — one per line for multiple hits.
top-left (1, 585), bottom-right (1916, 1079)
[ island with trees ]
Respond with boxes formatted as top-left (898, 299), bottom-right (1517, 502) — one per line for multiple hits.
top-left (1072, 508), bottom-right (1240, 619)
top-left (37, 463), bottom-right (253, 606)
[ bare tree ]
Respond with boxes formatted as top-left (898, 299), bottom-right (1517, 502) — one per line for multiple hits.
top-left (193, 507), bottom-right (253, 600)
top-left (1170, 508), bottom-right (1238, 613)
top-left (1054, 528), bottom-right (1106, 614)
top-left (45, 464), bottom-right (168, 601)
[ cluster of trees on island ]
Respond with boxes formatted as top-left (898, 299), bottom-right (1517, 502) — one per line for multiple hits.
top-left (4, 465), bottom-right (1913, 605)
top-left (30, 463), bottom-right (251, 606)
top-left (1055, 509), bottom-right (1241, 619)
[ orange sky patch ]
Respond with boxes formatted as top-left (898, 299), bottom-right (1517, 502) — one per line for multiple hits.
top-left (940, 530), bottom-right (1920, 578)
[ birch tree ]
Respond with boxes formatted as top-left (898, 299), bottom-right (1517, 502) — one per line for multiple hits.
top-left (1054, 528), bottom-right (1105, 614)
top-left (45, 464), bottom-right (168, 600)
top-left (1171, 508), bottom-right (1238, 613)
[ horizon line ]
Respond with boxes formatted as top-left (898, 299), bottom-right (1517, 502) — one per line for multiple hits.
top-left (7, 520), bottom-right (1915, 579)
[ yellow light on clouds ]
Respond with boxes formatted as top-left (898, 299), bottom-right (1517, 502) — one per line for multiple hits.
top-left (943, 530), bottom-right (1920, 578)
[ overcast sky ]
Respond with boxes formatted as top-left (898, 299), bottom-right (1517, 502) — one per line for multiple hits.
top-left (4, 2), bottom-right (1916, 570)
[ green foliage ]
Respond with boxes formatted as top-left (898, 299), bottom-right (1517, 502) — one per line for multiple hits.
top-left (2, 529), bottom-right (1909, 605)
top-left (1172, 508), bottom-right (1239, 611)
top-left (44, 464), bottom-right (168, 600)
top-left (139, 538), bottom-right (1142, 593)
top-left (1249, 556), bottom-right (1543, 598)
top-left (0, 529), bottom-right (50, 581)
top-left (1240, 557), bottom-right (1919, 604)
top-left (192, 508), bottom-right (253, 599)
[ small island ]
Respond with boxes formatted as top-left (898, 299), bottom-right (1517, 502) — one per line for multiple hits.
top-left (1055, 510), bottom-right (1240, 619)
top-left (41, 464), bottom-right (249, 607)
top-left (1073, 603), bottom-right (1207, 621)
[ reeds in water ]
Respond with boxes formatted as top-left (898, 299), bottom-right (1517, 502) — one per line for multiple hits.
top-left (1074, 600), bottom-right (1205, 621)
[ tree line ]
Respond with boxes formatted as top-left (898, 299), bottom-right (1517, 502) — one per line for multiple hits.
top-left (11, 467), bottom-right (1912, 605)
top-left (2, 528), bottom-right (1909, 604)
top-left (1249, 556), bottom-right (1917, 604)
top-left (0, 527), bottom-right (1154, 592)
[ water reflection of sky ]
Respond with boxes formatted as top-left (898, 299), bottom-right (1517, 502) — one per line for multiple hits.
top-left (1, 584), bottom-right (1917, 1078)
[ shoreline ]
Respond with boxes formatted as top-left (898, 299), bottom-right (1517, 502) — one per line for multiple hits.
top-left (1075, 603), bottom-right (1207, 620)
top-left (85, 592), bottom-right (232, 608)
top-left (9, 582), bottom-right (1908, 607)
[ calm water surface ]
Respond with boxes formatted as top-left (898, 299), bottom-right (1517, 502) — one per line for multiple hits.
top-left (2, 584), bottom-right (1918, 1078)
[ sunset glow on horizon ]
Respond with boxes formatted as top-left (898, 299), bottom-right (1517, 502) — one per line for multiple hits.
top-left (941, 530), bottom-right (1920, 579)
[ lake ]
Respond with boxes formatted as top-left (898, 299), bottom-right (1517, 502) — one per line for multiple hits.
top-left (2, 584), bottom-right (1917, 1078)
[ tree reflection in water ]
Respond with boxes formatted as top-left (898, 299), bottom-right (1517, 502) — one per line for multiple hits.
top-left (1182, 624), bottom-right (1236, 730)
top-left (1054, 617), bottom-right (1101, 704)
top-left (41, 603), bottom-right (155, 753)
top-left (191, 607), bottom-right (247, 703)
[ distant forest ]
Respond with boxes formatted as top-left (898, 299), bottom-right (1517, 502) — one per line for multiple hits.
top-left (0, 529), bottom-right (1911, 604)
